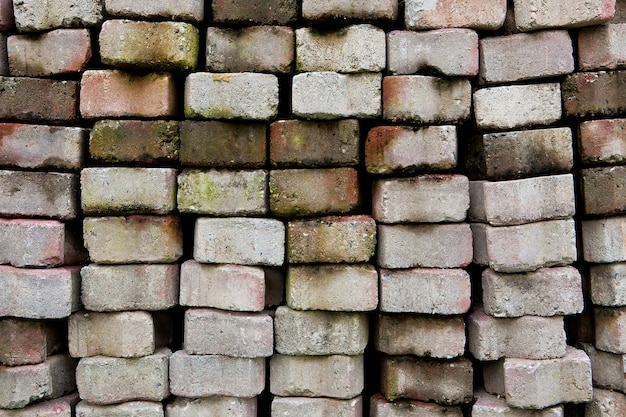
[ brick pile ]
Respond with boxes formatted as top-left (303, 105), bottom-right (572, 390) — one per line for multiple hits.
top-left (1, 0), bottom-right (626, 416)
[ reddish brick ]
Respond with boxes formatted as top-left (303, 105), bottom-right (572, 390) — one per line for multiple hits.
top-left (80, 70), bottom-right (177, 119)
top-left (563, 71), bottom-right (626, 118)
top-left (582, 166), bottom-right (626, 215)
top-left (595, 307), bottom-right (626, 354)
top-left (582, 216), bottom-right (626, 263)
top-left (365, 125), bottom-right (457, 174)
top-left (579, 23), bottom-right (626, 71)
top-left (270, 119), bottom-right (360, 168)
top-left (404, 0), bottom-right (506, 30)
top-left (0, 319), bottom-right (64, 366)
top-left (579, 119), bottom-right (626, 165)
top-left (580, 342), bottom-right (626, 393)
top-left (7, 29), bottom-right (91, 76)
top-left (212, 0), bottom-right (298, 25)
top-left (0, 0), bottom-right (14, 31)
top-left (371, 393), bottom-right (463, 417)
top-left (104, 0), bottom-right (204, 22)
top-left (0, 77), bottom-right (78, 122)
top-left (513, 0), bottom-right (615, 31)
top-left (0, 393), bottom-right (79, 417)
top-left (472, 390), bottom-right (563, 417)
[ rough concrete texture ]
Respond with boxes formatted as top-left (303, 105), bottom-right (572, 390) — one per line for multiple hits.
top-left (579, 119), bottom-right (626, 165)
top-left (405, 0), bottom-right (506, 29)
top-left (166, 396), bottom-right (256, 417)
top-left (213, 0), bottom-right (298, 25)
top-left (563, 71), bottom-right (626, 118)
top-left (582, 166), bottom-right (626, 215)
top-left (75, 400), bottom-right (164, 417)
top-left (104, 0), bottom-right (204, 22)
top-left (370, 393), bottom-right (463, 417)
top-left (0, 393), bottom-right (79, 417)
top-left (580, 342), bottom-right (626, 393)
top-left (12, 0), bottom-right (103, 32)
top-left (302, 0), bottom-right (398, 21)
top-left (595, 307), bottom-right (626, 353)
top-left (0, 77), bottom-right (79, 122)
top-left (0, 319), bottom-right (64, 366)
top-left (513, 0), bottom-right (614, 31)
top-left (585, 387), bottom-right (626, 417)
top-left (472, 390), bottom-right (564, 417)
top-left (590, 263), bottom-right (626, 306)
top-left (272, 396), bottom-right (362, 417)
top-left (579, 23), bottom-right (626, 70)
top-left (582, 215), bottom-right (626, 263)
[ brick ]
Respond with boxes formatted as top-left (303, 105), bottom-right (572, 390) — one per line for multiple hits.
top-left (380, 356), bottom-right (473, 405)
top-left (105, 0), bottom-right (204, 22)
top-left (180, 121), bottom-right (266, 168)
top-left (582, 216), bottom-right (626, 263)
top-left (373, 175), bottom-right (469, 223)
top-left (0, 354), bottom-right (76, 409)
top-left (270, 354), bottom-right (363, 399)
top-left (376, 314), bottom-right (465, 359)
top-left (513, 0), bottom-right (615, 31)
top-left (296, 25), bottom-right (385, 73)
top-left (69, 311), bottom-right (158, 358)
top-left (379, 268), bottom-right (471, 314)
top-left (464, 128), bottom-right (573, 180)
top-left (0, 265), bottom-right (81, 318)
top-left (76, 401), bottom-right (163, 417)
top-left (7, 29), bottom-right (91, 76)
top-left (378, 223), bottom-right (473, 269)
top-left (469, 174), bottom-right (575, 226)
top-left (582, 166), bottom-right (626, 215)
top-left (580, 342), bottom-right (626, 392)
top-left (0, 319), bottom-right (63, 366)
top-left (579, 119), bottom-right (626, 165)
top-left (293, 72), bottom-right (381, 119)
top-left (0, 219), bottom-right (85, 267)
top-left (0, 124), bottom-right (86, 170)
top-left (387, 29), bottom-right (478, 77)
top-left (81, 264), bottom-right (178, 311)
top-left (13, 0), bottom-right (103, 32)
top-left (0, 394), bottom-right (79, 417)
top-left (365, 125), bottom-right (457, 174)
top-left (100, 20), bottom-right (198, 71)
top-left (270, 168), bottom-right (360, 217)
top-left (185, 72), bottom-right (278, 120)
top-left (479, 30), bottom-right (573, 84)
top-left (270, 119), bottom-right (360, 167)
top-left (273, 396), bottom-right (361, 417)
top-left (590, 263), bottom-right (626, 306)
top-left (76, 348), bottom-right (170, 405)
top-left (178, 169), bottom-right (267, 215)
top-left (482, 266), bottom-right (584, 317)
top-left (194, 217), bottom-right (284, 266)
top-left (212, 0), bottom-right (298, 25)
top-left (0, 77), bottom-right (78, 122)
top-left (83, 216), bottom-right (182, 264)
top-left (370, 393), bottom-right (463, 417)
top-left (184, 309), bottom-right (273, 358)
top-left (166, 397), bottom-right (256, 417)
top-left (563, 71), bottom-right (626, 118)
top-left (0, 170), bottom-right (78, 219)
top-left (287, 215), bottom-right (376, 263)
top-left (90, 120), bottom-right (179, 165)
top-left (595, 307), bottom-right (626, 353)
top-left (472, 390), bottom-right (564, 417)
top-left (405, 0), bottom-right (506, 30)
top-left (169, 350), bottom-right (264, 398)
top-left (275, 306), bottom-right (367, 355)
top-left (383, 76), bottom-right (471, 124)
top-left (207, 26), bottom-right (294, 73)
top-left (483, 347), bottom-right (592, 409)
top-left (579, 23), bottom-right (626, 71)
top-left (0, 0), bottom-right (13, 31)
top-left (469, 308), bottom-right (566, 361)
top-left (472, 219), bottom-right (577, 273)
top-left (81, 70), bottom-right (177, 119)
top-left (586, 388), bottom-right (626, 417)
top-left (179, 260), bottom-right (265, 311)
top-left (302, 0), bottom-right (397, 22)
top-left (474, 83), bottom-right (561, 130)
top-left (286, 264), bottom-right (378, 311)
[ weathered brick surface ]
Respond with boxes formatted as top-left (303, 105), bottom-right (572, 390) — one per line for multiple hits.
top-left (582, 216), bottom-right (626, 263)
top-left (293, 72), bottom-right (381, 119)
top-left (184, 309), bottom-right (273, 357)
top-left (376, 314), bottom-right (465, 359)
top-left (7, 29), bottom-right (91, 76)
top-left (383, 76), bottom-right (471, 124)
top-left (13, 0), bottom-right (103, 32)
top-left (83, 216), bottom-right (183, 264)
top-left (469, 174), bottom-right (575, 226)
top-left (595, 307), bottom-right (626, 354)
top-left (472, 219), bottom-right (577, 273)
top-left (0, 77), bottom-right (78, 122)
top-left (378, 223), bottom-right (473, 269)
top-left (75, 401), bottom-right (164, 417)
top-left (105, 0), bottom-right (204, 22)
top-left (474, 83), bottom-right (562, 130)
top-left (80, 70), bottom-right (177, 119)
top-left (167, 397), bottom-right (255, 417)
top-left (370, 393), bottom-right (463, 417)
top-left (296, 25), bottom-right (385, 73)
top-left (194, 217), bottom-right (284, 266)
top-left (302, 0), bottom-right (398, 22)
top-left (586, 388), bottom-right (626, 417)
top-left (207, 26), bottom-right (294, 73)
top-left (270, 354), bottom-right (364, 399)
top-left (76, 348), bottom-right (170, 405)
top-left (591, 263), bottom-right (626, 306)
top-left (379, 268), bottom-right (471, 314)
top-left (286, 264), bottom-right (378, 311)
top-left (580, 342), bottom-right (626, 393)
top-left (579, 119), bottom-right (626, 165)
top-left (513, 0), bottom-right (615, 31)
top-left (563, 71), bottom-right (626, 118)
top-left (270, 119), bottom-right (360, 167)
top-left (212, 0), bottom-right (298, 25)
top-left (582, 166), bottom-right (626, 215)
top-left (273, 396), bottom-right (362, 417)
top-left (482, 266), bottom-right (584, 317)
top-left (472, 390), bottom-right (564, 417)
top-left (81, 264), bottom-right (179, 311)
top-left (0, 319), bottom-right (63, 366)
top-left (404, 0), bottom-right (506, 30)
top-left (579, 23), bottom-right (626, 71)
top-left (287, 215), bottom-right (376, 263)
top-left (479, 30), bottom-right (573, 84)
top-left (169, 350), bottom-right (265, 398)
top-left (0, 394), bottom-right (79, 417)
top-left (178, 169), bottom-right (267, 215)
top-left (275, 306), bottom-right (368, 355)
top-left (100, 20), bottom-right (199, 71)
